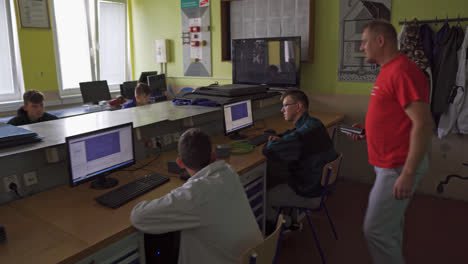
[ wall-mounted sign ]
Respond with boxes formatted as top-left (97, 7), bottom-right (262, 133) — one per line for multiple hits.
top-left (17, 0), bottom-right (51, 29)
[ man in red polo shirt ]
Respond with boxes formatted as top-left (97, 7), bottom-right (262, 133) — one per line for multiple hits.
top-left (353, 20), bottom-right (434, 264)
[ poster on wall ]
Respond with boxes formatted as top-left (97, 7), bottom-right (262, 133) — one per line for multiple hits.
top-left (337, 0), bottom-right (392, 82)
top-left (17, 0), bottom-right (51, 28)
top-left (181, 0), bottom-right (211, 76)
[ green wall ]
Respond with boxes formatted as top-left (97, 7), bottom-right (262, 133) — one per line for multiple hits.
top-left (13, 0), bottom-right (468, 95)
top-left (130, 0), bottom-right (232, 87)
top-left (307, 0), bottom-right (468, 95)
top-left (14, 0), bottom-right (58, 92)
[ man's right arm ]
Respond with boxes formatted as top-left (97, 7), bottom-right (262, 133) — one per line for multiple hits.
top-left (130, 187), bottom-right (201, 234)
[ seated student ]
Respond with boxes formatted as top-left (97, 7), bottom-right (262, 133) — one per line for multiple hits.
top-left (8, 90), bottom-right (58, 126)
top-left (130, 128), bottom-right (262, 264)
top-left (121, 82), bottom-right (151, 109)
top-left (263, 89), bottom-right (338, 229)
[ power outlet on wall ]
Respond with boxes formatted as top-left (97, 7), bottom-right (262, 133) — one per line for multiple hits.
top-left (3, 175), bottom-right (19, 193)
top-left (23, 171), bottom-right (38, 186)
top-left (172, 132), bottom-right (181, 143)
top-left (162, 134), bottom-right (172, 146)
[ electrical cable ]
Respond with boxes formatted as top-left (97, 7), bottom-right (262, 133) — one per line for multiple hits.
top-left (436, 174), bottom-right (468, 193)
top-left (228, 141), bottom-right (255, 154)
top-left (8, 183), bottom-right (22, 198)
top-left (122, 154), bottom-right (161, 172)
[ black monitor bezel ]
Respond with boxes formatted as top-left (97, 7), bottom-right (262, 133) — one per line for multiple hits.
top-left (139, 71), bottom-right (158, 84)
top-left (148, 74), bottom-right (167, 93)
top-left (66, 122), bottom-right (136, 188)
top-left (120, 81), bottom-right (138, 99)
top-left (222, 99), bottom-right (254, 137)
top-left (231, 36), bottom-right (301, 88)
top-left (79, 80), bottom-right (112, 104)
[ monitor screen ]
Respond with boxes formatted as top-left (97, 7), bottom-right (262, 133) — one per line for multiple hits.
top-left (120, 81), bottom-right (138, 99)
top-left (232, 37), bottom-right (301, 88)
top-left (66, 123), bottom-right (135, 189)
top-left (223, 99), bottom-right (253, 139)
top-left (138, 71), bottom-right (158, 84)
top-left (79, 80), bottom-right (112, 104)
top-left (148, 74), bottom-right (167, 93)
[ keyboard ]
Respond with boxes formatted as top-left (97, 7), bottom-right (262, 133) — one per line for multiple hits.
top-left (95, 173), bottom-right (170, 209)
top-left (247, 134), bottom-right (271, 146)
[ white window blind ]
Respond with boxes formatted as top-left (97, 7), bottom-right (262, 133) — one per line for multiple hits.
top-left (99, 1), bottom-right (126, 85)
top-left (0, 0), bottom-right (23, 102)
top-left (52, 0), bottom-right (129, 96)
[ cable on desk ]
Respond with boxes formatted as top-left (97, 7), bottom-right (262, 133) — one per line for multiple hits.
top-left (122, 154), bottom-right (161, 172)
top-left (228, 141), bottom-right (255, 154)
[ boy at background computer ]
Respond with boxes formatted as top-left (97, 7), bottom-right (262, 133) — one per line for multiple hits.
top-left (121, 82), bottom-right (151, 109)
top-left (130, 128), bottom-right (262, 264)
top-left (8, 90), bottom-right (58, 126)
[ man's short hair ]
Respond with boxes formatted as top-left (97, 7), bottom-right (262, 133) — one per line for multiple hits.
top-left (135, 82), bottom-right (152, 96)
top-left (23, 90), bottom-right (44, 105)
top-left (178, 128), bottom-right (212, 171)
top-left (363, 19), bottom-right (397, 44)
top-left (280, 88), bottom-right (309, 109)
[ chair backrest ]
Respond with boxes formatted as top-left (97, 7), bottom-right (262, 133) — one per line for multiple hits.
top-left (240, 214), bottom-right (285, 264)
top-left (320, 153), bottom-right (343, 186)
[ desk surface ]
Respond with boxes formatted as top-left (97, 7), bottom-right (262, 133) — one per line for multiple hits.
top-left (0, 112), bottom-right (344, 264)
top-left (0, 101), bottom-right (219, 158)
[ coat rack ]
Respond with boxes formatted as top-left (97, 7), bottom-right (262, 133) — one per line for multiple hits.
top-left (398, 15), bottom-right (468, 25)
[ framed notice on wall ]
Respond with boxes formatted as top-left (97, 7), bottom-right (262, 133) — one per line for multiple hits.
top-left (17, 0), bottom-right (51, 29)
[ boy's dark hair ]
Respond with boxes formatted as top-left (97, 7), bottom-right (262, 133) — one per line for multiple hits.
top-left (280, 88), bottom-right (309, 109)
top-left (23, 90), bottom-right (45, 104)
top-left (135, 82), bottom-right (152, 96)
top-left (178, 128), bottom-right (212, 171)
top-left (363, 19), bottom-right (397, 43)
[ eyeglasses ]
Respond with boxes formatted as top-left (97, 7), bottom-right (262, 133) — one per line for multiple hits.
top-left (282, 103), bottom-right (297, 109)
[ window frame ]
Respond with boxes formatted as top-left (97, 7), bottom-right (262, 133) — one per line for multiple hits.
top-left (0, 0), bottom-right (25, 103)
top-left (50, 0), bottom-right (130, 98)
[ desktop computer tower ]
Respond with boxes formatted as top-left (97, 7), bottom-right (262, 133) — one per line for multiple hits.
top-left (144, 231), bottom-right (180, 263)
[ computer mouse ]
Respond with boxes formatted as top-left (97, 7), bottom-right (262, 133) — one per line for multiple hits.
top-left (264, 129), bottom-right (276, 135)
top-left (179, 174), bottom-right (190, 181)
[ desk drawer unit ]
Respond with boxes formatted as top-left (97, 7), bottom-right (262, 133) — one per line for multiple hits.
top-left (239, 162), bottom-right (266, 235)
top-left (76, 232), bottom-right (144, 264)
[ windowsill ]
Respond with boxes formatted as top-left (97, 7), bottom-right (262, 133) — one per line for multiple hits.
top-left (0, 90), bottom-right (121, 114)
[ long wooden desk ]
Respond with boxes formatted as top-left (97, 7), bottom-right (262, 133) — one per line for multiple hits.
top-left (0, 112), bottom-right (344, 264)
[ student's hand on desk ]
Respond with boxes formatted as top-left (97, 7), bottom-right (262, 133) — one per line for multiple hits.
top-left (348, 123), bottom-right (366, 141)
top-left (268, 135), bottom-right (281, 141)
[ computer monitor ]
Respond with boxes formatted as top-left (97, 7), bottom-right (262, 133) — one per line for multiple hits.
top-left (120, 81), bottom-right (138, 99)
top-left (79, 80), bottom-right (112, 104)
top-left (223, 99), bottom-right (253, 140)
top-left (66, 122), bottom-right (135, 189)
top-left (138, 71), bottom-right (158, 84)
top-left (148, 74), bottom-right (167, 94)
top-left (231, 36), bottom-right (301, 88)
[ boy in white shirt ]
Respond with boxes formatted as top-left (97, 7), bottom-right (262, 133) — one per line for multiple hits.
top-left (130, 128), bottom-right (263, 264)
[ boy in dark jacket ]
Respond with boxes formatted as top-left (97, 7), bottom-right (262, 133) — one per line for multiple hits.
top-left (8, 90), bottom-right (58, 126)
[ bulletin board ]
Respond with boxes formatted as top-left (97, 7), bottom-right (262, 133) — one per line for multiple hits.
top-left (223, 0), bottom-right (314, 62)
top-left (181, 0), bottom-right (212, 77)
top-left (17, 0), bottom-right (50, 29)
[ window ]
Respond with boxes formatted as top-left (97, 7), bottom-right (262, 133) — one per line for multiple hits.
top-left (0, 0), bottom-right (24, 102)
top-left (51, 0), bottom-right (129, 96)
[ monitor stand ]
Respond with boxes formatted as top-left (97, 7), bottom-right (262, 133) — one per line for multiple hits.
top-left (229, 131), bottom-right (247, 140)
top-left (90, 175), bottom-right (119, 190)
